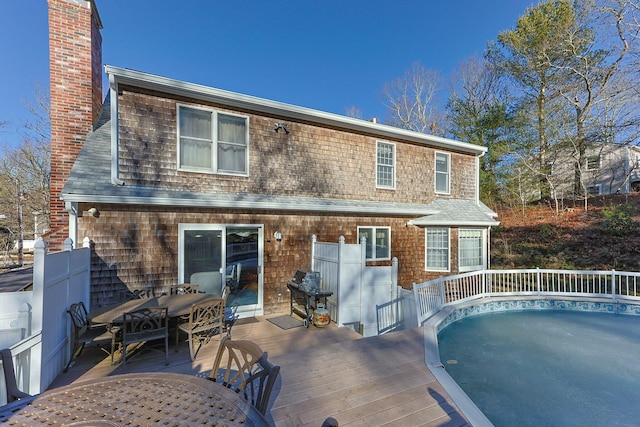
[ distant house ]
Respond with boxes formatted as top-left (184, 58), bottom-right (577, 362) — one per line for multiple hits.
top-left (551, 143), bottom-right (640, 197)
top-left (47, 0), bottom-right (498, 317)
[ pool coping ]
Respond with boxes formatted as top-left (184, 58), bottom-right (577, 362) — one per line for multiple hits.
top-left (422, 295), bottom-right (640, 427)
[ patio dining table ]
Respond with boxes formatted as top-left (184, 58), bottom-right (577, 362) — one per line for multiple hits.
top-left (2, 372), bottom-right (269, 426)
top-left (89, 293), bottom-right (214, 325)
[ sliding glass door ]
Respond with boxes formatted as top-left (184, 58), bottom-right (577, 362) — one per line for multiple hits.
top-left (178, 224), bottom-right (263, 317)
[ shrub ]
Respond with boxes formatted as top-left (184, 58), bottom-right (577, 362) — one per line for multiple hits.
top-left (602, 204), bottom-right (637, 236)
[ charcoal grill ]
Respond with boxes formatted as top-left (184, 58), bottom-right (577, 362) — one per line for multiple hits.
top-left (286, 270), bottom-right (333, 328)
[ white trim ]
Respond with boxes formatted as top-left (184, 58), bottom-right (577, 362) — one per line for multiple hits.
top-left (109, 74), bottom-right (125, 186)
top-left (357, 226), bottom-right (392, 261)
top-left (176, 104), bottom-right (250, 176)
top-left (375, 141), bottom-right (396, 190)
top-left (434, 152), bottom-right (450, 195)
top-left (425, 227), bottom-right (450, 272)
top-left (178, 223), bottom-right (264, 317)
top-left (458, 228), bottom-right (486, 272)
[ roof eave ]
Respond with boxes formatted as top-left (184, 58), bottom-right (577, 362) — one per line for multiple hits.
top-left (104, 65), bottom-right (487, 156)
top-left (409, 219), bottom-right (500, 227)
top-left (61, 192), bottom-right (442, 217)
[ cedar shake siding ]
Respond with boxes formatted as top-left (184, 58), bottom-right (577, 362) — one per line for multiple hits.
top-left (116, 87), bottom-right (478, 203)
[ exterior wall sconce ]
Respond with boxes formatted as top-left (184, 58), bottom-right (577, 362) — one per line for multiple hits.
top-left (273, 231), bottom-right (282, 242)
top-left (87, 207), bottom-right (100, 218)
top-left (274, 123), bottom-right (289, 134)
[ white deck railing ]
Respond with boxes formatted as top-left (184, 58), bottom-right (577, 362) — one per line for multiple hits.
top-left (414, 269), bottom-right (640, 326)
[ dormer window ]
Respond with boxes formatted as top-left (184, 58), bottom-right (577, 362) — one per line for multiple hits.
top-left (178, 105), bottom-right (249, 175)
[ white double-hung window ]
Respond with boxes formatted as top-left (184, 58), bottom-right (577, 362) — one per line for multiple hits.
top-left (425, 227), bottom-right (449, 271)
top-left (435, 152), bottom-right (450, 194)
top-left (358, 226), bottom-right (391, 261)
top-left (178, 105), bottom-right (248, 175)
top-left (376, 141), bottom-right (395, 189)
top-left (459, 229), bottom-right (484, 272)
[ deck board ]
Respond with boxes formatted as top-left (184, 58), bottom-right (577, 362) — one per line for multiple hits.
top-left (48, 314), bottom-right (470, 427)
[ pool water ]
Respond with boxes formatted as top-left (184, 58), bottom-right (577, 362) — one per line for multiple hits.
top-left (438, 310), bottom-right (640, 427)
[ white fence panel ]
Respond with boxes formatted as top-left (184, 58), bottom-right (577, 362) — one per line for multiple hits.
top-left (312, 236), bottom-right (400, 335)
top-left (336, 239), bottom-right (364, 329)
top-left (312, 239), bottom-right (340, 321)
top-left (361, 264), bottom-right (396, 337)
top-left (0, 237), bottom-right (92, 396)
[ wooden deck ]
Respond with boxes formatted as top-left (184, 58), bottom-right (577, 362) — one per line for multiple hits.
top-left (49, 315), bottom-right (470, 427)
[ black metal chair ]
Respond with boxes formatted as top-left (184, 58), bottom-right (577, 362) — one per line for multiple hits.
top-left (0, 348), bottom-right (30, 403)
top-left (208, 336), bottom-right (280, 416)
top-left (119, 306), bottom-right (169, 369)
top-left (65, 302), bottom-right (115, 372)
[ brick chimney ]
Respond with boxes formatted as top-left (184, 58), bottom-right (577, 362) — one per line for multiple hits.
top-left (47, 0), bottom-right (103, 249)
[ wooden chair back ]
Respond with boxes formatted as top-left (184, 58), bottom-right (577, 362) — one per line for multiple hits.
top-left (209, 336), bottom-right (280, 415)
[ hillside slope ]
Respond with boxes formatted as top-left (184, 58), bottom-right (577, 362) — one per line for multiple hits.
top-left (490, 194), bottom-right (640, 272)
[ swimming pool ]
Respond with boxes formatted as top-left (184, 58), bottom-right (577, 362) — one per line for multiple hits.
top-left (433, 301), bottom-right (640, 426)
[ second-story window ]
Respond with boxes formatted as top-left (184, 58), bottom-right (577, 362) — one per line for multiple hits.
top-left (586, 155), bottom-right (600, 171)
top-left (376, 142), bottom-right (395, 189)
top-left (435, 152), bottom-right (450, 194)
top-left (178, 105), bottom-right (248, 175)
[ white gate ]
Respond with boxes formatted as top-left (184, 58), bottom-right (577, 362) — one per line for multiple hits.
top-left (311, 235), bottom-right (398, 337)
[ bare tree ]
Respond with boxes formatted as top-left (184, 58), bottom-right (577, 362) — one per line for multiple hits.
top-left (0, 87), bottom-right (51, 266)
top-left (382, 62), bottom-right (444, 135)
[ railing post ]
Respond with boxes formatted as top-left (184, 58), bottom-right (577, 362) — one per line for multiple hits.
top-left (536, 267), bottom-right (541, 296)
top-left (438, 276), bottom-right (445, 305)
top-left (482, 269), bottom-right (487, 296)
top-left (611, 269), bottom-right (616, 300)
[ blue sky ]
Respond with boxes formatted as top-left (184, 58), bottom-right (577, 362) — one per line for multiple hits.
top-left (0, 0), bottom-right (535, 147)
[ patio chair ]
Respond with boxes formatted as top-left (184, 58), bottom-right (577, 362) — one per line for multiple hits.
top-left (208, 336), bottom-right (280, 416)
top-left (169, 283), bottom-right (200, 295)
top-left (176, 297), bottom-right (226, 361)
top-left (119, 306), bottom-right (169, 369)
top-left (65, 302), bottom-right (116, 372)
top-left (0, 348), bottom-right (31, 403)
top-left (118, 287), bottom-right (155, 302)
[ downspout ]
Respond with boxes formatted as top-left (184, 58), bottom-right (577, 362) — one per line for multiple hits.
top-left (65, 201), bottom-right (78, 248)
top-left (109, 73), bottom-right (125, 186)
top-left (475, 152), bottom-right (483, 205)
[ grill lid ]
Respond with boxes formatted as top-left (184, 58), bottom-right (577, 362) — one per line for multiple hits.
top-left (289, 269), bottom-right (320, 292)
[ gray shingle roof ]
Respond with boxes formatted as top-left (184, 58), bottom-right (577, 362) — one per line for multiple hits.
top-left (408, 199), bottom-right (500, 227)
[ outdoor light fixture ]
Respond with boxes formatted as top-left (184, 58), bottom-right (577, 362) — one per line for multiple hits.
top-left (273, 231), bottom-right (282, 242)
top-left (87, 207), bottom-right (100, 218)
top-left (274, 123), bottom-right (289, 134)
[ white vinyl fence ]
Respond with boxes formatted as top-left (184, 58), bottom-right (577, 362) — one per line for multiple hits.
top-left (311, 235), bottom-right (399, 337)
top-left (414, 268), bottom-right (640, 326)
top-left (0, 237), bottom-right (90, 403)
